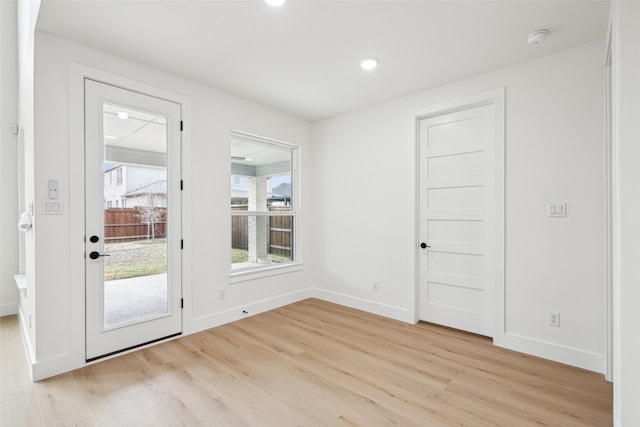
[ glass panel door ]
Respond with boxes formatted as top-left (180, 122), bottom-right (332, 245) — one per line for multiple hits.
top-left (85, 79), bottom-right (182, 360)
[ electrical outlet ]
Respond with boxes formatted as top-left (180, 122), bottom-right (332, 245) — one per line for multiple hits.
top-left (547, 202), bottom-right (567, 218)
top-left (372, 281), bottom-right (379, 292)
top-left (218, 289), bottom-right (226, 300)
top-left (547, 311), bottom-right (560, 327)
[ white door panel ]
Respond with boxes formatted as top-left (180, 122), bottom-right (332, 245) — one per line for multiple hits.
top-left (427, 282), bottom-right (484, 312)
top-left (427, 185), bottom-right (484, 210)
top-left (418, 104), bottom-right (494, 336)
top-left (427, 151), bottom-right (484, 179)
top-left (85, 79), bottom-right (182, 360)
top-left (427, 220), bottom-right (484, 243)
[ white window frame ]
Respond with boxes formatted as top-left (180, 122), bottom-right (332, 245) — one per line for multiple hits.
top-left (229, 131), bottom-right (302, 283)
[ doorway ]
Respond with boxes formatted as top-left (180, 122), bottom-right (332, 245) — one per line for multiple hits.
top-left (416, 91), bottom-right (504, 338)
top-left (84, 79), bottom-right (182, 360)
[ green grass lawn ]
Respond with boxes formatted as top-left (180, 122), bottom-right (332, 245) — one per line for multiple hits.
top-left (104, 239), bottom-right (167, 281)
top-left (104, 241), bottom-right (291, 281)
top-left (231, 248), bottom-right (249, 263)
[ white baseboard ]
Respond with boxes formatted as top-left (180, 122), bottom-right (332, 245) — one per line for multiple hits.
top-left (31, 353), bottom-right (79, 382)
top-left (0, 302), bottom-right (18, 316)
top-left (502, 333), bottom-right (605, 374)
top-left (17, 306), bottom-right (35, 381)
top-left (16, 305), bottom-right (81, 381)
top-left (19, 286), bottom-right (605, 380)
top-left (312, 289), bottom-right (604, 373)
top-left (312, 288), bottom-right (411, 323)
top-left (189, 287), bottom-right (314, 335)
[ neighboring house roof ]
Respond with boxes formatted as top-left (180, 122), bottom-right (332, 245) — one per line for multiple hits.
top-left (103, 162), bottom-right (119, 173)
top-left (123, 180), bottom-right (167, 198)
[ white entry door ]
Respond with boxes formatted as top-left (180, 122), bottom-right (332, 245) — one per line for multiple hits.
top-left (85, 79), bottom-right (182, 360)
top-left (418, 104), bottom-right (495, 337)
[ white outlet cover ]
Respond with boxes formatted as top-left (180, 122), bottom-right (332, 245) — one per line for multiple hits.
top-left (547, 202), bottom-right (567, 218)
top-left (547, 311), bottom-right (560, 327)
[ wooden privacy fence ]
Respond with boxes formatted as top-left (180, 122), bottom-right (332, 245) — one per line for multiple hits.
top-left (268, 207), bottom-right (292, 257)
top-left (231, 206), bottom-right (249, 250)
top-left (104, 208), bottom-right (167, 242)
top-left (231, 206), bottom-right (292, 258)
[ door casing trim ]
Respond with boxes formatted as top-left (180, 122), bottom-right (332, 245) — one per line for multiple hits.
top-left (409, 88), bottom-right (505, 347)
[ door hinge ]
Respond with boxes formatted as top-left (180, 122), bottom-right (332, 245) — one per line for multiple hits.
top-left (181, 239), bottom-right (184, 249)
top-left (181, 298), bottom-right (184, 309)
top-left (180, 180), bottom-right (183, 190)
top-left (180, 120), bottom-right (183, 131)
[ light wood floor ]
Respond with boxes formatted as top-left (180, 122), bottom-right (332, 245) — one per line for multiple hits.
top-left (1, 299), bottom-right (612, 426)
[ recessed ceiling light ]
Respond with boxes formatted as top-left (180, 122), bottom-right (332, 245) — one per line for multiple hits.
top-left (105, 135), bottom-right (117, 140)
top-left (265, 0), bottom-right (286, 6)
top-left (360, 58), bottom-right (379, 71)
top-left (528, 30), bottom-right (549, 45)
top-left (117, 112), bottom-right (129, 120)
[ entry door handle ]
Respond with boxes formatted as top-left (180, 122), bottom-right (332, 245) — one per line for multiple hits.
top-left (420, 242), bottom-right (430, 249)
top-left (89, 251), bottom-right (110, 260)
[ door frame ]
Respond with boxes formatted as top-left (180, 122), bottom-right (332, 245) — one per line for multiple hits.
top-left (603, 14), bottom-right (613, 383)
top-left (410, 88), bottom-right (505, 346)
top-left (68, 64), bottom-right (192, 372)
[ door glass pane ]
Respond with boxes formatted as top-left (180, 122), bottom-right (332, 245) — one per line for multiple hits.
top-left (102, 103), bottom-right (169, 328)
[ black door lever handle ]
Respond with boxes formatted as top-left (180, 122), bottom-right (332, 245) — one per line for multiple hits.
top-left (420, 242), bottom-right (430, 249)
top-left (89, 251), bottom-right (110, 260)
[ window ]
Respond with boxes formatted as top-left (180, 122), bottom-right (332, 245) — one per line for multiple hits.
top-left (230, 131), bottom-right (298, 273)
top-left (116, 167), bottom-right (123, 185)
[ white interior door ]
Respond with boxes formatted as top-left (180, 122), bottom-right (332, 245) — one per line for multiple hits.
top-left (85, 79), bottom-right (182, 360)
top-left (418, 104), bottom-right (495, 336)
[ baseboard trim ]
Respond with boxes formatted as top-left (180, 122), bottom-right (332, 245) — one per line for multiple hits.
top-left (312, 288), bottom-right (411, 323)
top-left (17, 306), bottom-right (35, 381)
top-left (503, 333), bottom-right (605, 374)
top-left (31, 353), bottom-right (79, 382)
top-left (189, 288), bottom-right (314, 335)
top-left (0, 302), bottom-right (18, 317)
top-left (20, 287), bottom-right (605, 379)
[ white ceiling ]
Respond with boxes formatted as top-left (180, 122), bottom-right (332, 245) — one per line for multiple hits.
top-left (36, 0), bottom-right (609, 122)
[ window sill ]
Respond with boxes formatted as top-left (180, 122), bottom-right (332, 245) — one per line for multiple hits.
top-left (229, 262), bottom-right (304, 284)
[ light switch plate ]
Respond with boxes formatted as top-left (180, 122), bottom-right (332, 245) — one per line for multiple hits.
top-left (42, 200), bottom-right (64, 215)
top-left (547, 202), bottom-right (566, 217)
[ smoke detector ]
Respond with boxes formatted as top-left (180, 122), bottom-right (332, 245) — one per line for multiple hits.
top-left (528, 30), bottom-right (549, 45)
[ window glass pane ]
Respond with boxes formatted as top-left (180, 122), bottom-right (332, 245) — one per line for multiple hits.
top-left (230, 136), bottom-right (292, 211)
top-left (231, 132), bottom-right (296, 272)
top-left (231, 214), bottom-right (293, 270)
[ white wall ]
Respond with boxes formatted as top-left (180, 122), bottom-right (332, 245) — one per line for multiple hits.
top-left (29, 31), bottom-right (312, 379)
top-left (311, 41), bottom-right (606, 371)
top-left (611, 1), bottom-right (640, 425)
top-left (0, 0), bottom-right (20, 316)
